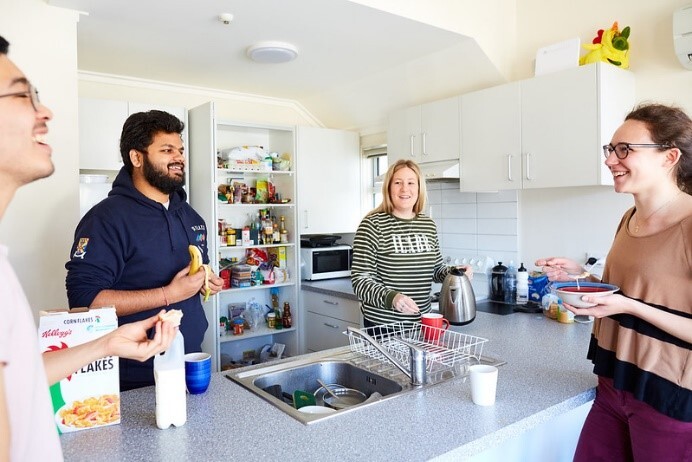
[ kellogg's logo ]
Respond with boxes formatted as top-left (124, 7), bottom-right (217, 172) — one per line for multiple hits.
top-left (42, 328), bottom-right (72, 339)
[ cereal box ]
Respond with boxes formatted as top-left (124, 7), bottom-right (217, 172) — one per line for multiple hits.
top-left (38, 306), bottom-right (120, 433)
top-left (267, 246), bottom-right (287, 269)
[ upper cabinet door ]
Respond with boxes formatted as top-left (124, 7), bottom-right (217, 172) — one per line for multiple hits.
top-left (458, 63), bottom-right (634, 191)
top-left (79, 98), bottom-right (128, 171)
top-left (79, 99), bottom-right (188, 172)
top-left (460, 83), bottom-right (521, 191)
top-left (521, 65), bottom-right (599, 189)
top-left (387, 106), bottom-right (421, 163)
top-left (420, 96), bottom-right (460, 163)
top-left (296, 126), bottom-right (361, 235)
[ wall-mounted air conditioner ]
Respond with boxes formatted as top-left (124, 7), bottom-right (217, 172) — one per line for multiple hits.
top-left (674, 4), bottom-right (692, 70)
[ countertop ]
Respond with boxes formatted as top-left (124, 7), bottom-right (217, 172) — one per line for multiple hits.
top-left (300, 277), bottom-right (358, 300)
top-left (59, 311), bottom-right (597, 462)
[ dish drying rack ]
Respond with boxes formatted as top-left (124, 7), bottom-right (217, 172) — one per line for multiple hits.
top-left (346, 322), bottom-right (487, 374)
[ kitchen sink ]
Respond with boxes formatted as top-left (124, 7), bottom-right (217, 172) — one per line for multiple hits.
top-left (226, 348), bottom-right (505, 424)
top-left (252, 360), bottom-right (404, 399)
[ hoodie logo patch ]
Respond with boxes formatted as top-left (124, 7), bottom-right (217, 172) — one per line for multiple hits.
top-left (73, 238), bottom-right (89, 259)
top-left (195, 233), bottom-right (206, 243)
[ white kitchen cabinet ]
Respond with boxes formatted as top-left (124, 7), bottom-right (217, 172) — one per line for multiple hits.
top-left (296, 126), bottom-right (361, 235)
top-left (388, 96), bottom-right (460, 164)
top-left (459, 63), bottom-right (634, 191)
top-left (79, 98), bottom-right (187, 171)
top-left (188, 101), bottom-right (299, 372)
top-left (303, 290), bottom-right (361, 352)
top-left (459, 83), bottom-right (522, 191)
top-left (79, 98), bottom-right (128, 171)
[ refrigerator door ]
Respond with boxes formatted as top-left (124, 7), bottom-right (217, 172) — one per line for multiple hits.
top-left (79, 183), bottom-right (112, 218)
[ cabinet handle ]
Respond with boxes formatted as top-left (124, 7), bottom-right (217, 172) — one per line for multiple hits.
top-left (525, 153), bottom-right (532, 180)
top-left (507, 154), bottom-right (513, 182)
top-left (422, 132), bottom-right (427, 157)
top-left (409, 135), bottom-right (415, 157)
top-left (303, 210), bottom-right (308, 229)
top-left (323, 323), bottom-right (340, 329)
top-left (322, 300), bottom-right (339, 306)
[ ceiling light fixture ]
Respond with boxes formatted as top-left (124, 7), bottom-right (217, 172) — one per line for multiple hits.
top-left (246, 41), bottom-right (298, 64)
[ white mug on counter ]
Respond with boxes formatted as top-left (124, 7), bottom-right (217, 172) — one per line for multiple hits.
top-left (469, 364), bottom-right (498, 406)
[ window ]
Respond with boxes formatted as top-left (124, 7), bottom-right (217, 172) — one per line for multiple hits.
top-left (362, 145), bottom-right (387, 209)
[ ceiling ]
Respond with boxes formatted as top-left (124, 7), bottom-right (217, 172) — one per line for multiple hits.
top-left (48, 0), bottom-right (504, 132)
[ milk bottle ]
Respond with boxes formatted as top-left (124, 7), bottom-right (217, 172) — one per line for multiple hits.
top-left (154, 330), bottom-right (187, 429)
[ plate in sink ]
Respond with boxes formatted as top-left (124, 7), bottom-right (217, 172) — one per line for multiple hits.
top-left (297, 405), bottom-right (336, 415)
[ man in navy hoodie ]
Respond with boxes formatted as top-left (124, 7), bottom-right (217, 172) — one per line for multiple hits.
top-left (66, 110), bottom-right (222, 391)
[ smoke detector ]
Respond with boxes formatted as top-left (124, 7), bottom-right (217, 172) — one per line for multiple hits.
top-left (218, 13), bottom-right (234, 25)
top-left (246, 41), bottom-right (298, 64)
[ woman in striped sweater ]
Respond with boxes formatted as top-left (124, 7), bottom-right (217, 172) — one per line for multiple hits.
top-left (537, 103), bottom-right (692, 460)
top-left (351, 159), bottom-right (472, 327)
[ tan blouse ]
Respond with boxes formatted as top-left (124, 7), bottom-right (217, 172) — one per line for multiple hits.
top-left (590, 207), bottom-right (692, 421)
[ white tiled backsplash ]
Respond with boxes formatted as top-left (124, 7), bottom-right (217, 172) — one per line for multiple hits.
top-left (426, 181), bottom-right (519, 298)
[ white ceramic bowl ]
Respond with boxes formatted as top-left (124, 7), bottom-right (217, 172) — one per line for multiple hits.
top-left (297, 405), bottom-right (336, 415)
top-left (555, 282), bottom-right (619, 308)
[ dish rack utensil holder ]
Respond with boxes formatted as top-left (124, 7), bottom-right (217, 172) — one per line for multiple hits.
top-left (346, 322), bottom-right (487, 374)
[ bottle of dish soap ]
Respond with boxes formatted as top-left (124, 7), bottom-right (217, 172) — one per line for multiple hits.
top-left (154, 330), bottom-right (187, 429)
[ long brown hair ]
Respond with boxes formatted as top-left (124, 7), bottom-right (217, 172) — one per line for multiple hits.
top-left (626, 103), bottom-right (692, 194)
top-left (368, 159), bottom-right (427, 216)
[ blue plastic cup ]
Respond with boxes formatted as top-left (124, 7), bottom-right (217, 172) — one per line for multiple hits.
top-left (184, 352), bottom-right (211, 394)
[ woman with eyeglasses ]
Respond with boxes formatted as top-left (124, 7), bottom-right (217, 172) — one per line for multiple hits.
top-left (536, 103), bottom-right (692, 460)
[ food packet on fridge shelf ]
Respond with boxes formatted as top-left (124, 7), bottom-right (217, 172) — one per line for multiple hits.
top-left (245, 248), bottom-right (268, 266)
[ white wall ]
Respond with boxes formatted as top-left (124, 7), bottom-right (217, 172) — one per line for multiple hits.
top-left (519, 187), bottom-right (633, 269)
top-left (0, 1), bottom-right (79, 317)
top-left (351, 0), bottom-right (518, 80)
top-left (427, 182), bottom-right (519, 298)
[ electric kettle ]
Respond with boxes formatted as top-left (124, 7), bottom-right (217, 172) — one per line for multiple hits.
top-left (438, 267), bottom-right (476, 326)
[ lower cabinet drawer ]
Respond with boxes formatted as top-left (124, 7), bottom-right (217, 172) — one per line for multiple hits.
top-left (306, 311), bottom-right (359, 352)
top-left (302, 291), bottom-right (361, 324)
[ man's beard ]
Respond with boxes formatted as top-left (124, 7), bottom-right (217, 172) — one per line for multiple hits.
top-left (142, 155), bottom-right (185, 195)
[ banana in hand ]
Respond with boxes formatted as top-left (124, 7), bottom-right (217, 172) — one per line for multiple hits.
top-left (188, 245), bottom-right (203, 275)
top-left (188, 245), bottom-right (212, 302)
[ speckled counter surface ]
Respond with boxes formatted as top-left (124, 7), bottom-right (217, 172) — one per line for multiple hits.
top-left (59, 312), bottom-right (596, 462)
top-left (300, 277), bottom-right (358, 300)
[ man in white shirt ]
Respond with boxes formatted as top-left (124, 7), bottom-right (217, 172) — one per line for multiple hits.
top-left (0, 35), bottom-right (177, 462)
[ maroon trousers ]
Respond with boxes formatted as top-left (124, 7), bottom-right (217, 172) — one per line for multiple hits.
top-left (574, 376), bottom-right (692, 462)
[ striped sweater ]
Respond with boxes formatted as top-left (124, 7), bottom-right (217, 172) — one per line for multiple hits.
top-left (351, 212), bottom-right (448, 325)
top-left (591, 207), bottom-right (692, 421)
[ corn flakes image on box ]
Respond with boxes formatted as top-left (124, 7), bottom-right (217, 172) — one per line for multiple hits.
top-left (38, 306), bottom-right (120, 433)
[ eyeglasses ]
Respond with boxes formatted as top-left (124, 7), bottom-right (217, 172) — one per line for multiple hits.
top-left (0, 84), bottom-right (40, 111)
top-left (602, 142), bottom-right (671, 160)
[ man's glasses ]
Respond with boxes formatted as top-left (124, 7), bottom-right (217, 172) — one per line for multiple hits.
top-left (0, 84), bottom-right (40, 111)
top-left (602, 142), bottom-right (671, 160)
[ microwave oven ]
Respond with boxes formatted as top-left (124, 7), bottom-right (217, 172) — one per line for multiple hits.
top-left (300, 245), bottom-right (352, 281)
